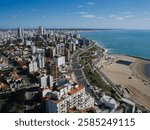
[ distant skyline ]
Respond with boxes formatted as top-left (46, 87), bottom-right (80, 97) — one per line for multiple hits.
top-left (0, 0), bottom-right (150, 29)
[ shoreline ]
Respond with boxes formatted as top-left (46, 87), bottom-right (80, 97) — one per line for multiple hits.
top-left (94, 41), bottom-right (150, 80)
top-left (94, 47), bottom-right (150, 110)
top-left (87, 38), bottom-right (150, 110)
top-left (81, 35), bottom-right (150, 110)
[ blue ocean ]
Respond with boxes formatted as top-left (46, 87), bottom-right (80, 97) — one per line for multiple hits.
top-left (80, 30), bottom-right (150, 59)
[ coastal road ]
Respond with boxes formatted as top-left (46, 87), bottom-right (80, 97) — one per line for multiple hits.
top-left (71, 46), bottom-right (100, 101)
top-left (71, 45), bottom-right (150, 113)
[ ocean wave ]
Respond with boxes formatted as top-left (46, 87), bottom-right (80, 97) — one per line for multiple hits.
top-left (104, 48), bottom-right (114, 53)
top-left (95, 41), bottom-right (114, 54)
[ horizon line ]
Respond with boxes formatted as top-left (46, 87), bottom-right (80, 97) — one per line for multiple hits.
top-left (0, 28), bottom-right (150, 30)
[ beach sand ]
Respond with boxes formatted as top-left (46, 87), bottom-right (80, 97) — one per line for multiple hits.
top-left (96, 54), bottom-right (150, 110)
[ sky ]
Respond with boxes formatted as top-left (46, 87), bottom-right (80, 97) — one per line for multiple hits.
top-left (0, 0), bottom-right (150, 29)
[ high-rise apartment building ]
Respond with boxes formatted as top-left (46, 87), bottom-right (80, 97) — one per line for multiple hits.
top-left (36, 48), bottom-right (45, 69)
top-left (46, 47), bottom-right (56, 59)
top-left (17, 28), bottom-right (24, 38)
top-left (39, 74), bottom-right (53, 88)
top-left (44, 83), bottom-right (94, 113)
top-left (28, 60), bottom-right (38, 73)
top-left (49, 63), bottom-right (58, 81)
top-left (38, 26), bottom-right (44, 36)
top-left (64, 48), bottom-right (70, 62)
top-left (53, 56), bottom-right (65, 67)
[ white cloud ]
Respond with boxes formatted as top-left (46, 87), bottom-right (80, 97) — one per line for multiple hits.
top-left (109, 15), bottom-right (117, 18)
top-left (124, 15), bottom-right (133, 18)
top-left (116, 17), bottom-right (124, 20)
top-left (77, 5), bottom-right (83, 8)
top-left (109, 14), bottom-right (133, 20)
top-left (81, 14), bottom-right (96, 18)
top-left (86, 2), bottom-right (95, 5)
top-left (78, 11), bottom-right (88, 15)
top-left (78, 11), bottom-right (105, 19)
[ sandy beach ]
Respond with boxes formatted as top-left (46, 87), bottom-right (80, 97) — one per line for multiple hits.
top-left (96, 54), bottom-right (150, 110)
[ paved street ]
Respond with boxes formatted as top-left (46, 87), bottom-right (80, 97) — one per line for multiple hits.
top-left (71, 46), bottom-right (150, 112)
top-left (71, 47), bottom-right (100, 103)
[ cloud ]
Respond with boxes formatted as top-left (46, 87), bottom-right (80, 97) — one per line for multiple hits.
top-left (124, 15), bottom-right (133, 18)
top-left (78, 11), bottom-right (88, 15)
top-left (77, 5), bottom-right (83, 8)
top-left (116, 17), bottom-right (124, 20)
top-left (109, 14), bottom-right (133, 20)
top-left (78, 12), bottom-right (105, 19)
top-left (86, 2), bottom-right (95, 5)
top-left (109, 15), bottom-right (117, 18)
top-left (109, 15), bottom-right (124, 20)
top-left (81, 14), bottom-right (96, 18)
top-left (78, 11), bottom-right (106, 20)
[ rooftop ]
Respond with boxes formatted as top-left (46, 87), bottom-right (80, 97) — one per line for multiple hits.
top-left (68, 85), bottom-right (84, 95)
top-left (102, 95), bottom-right (117, 105)
top-left (45, 84), bottom-right (84, 104)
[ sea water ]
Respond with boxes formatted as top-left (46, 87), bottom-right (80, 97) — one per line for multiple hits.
top-left (80, 30), bottom-right (150, 59)
top-left (80, 30), bottom-right (150, 77)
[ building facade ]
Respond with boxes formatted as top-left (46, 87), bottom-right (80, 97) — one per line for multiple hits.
top-left (17, 28), bottom-right (24, 38)
top-left (44, 83), bottom-right (94, 113)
